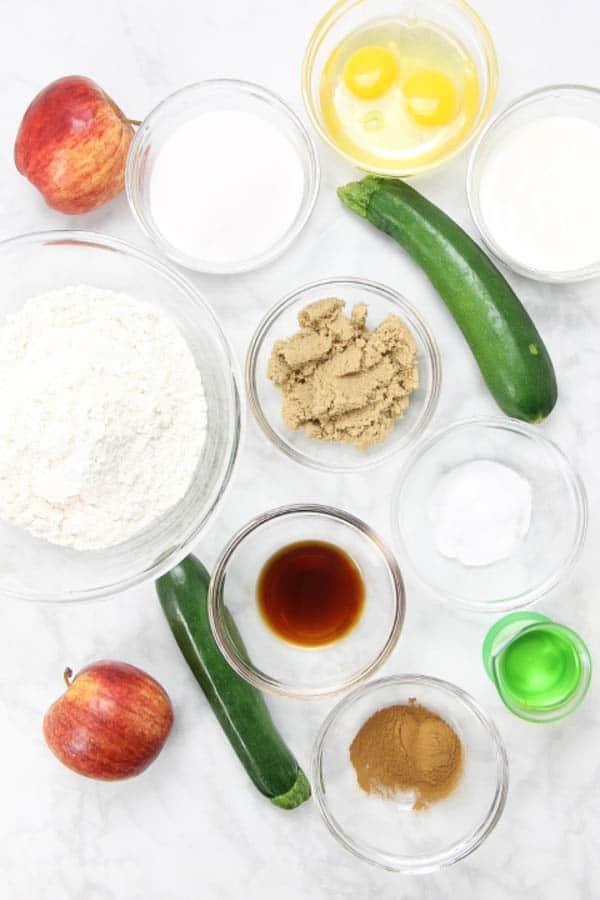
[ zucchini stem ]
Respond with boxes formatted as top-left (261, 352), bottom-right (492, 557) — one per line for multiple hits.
top-left (337, 176), bottom-right (382, 218)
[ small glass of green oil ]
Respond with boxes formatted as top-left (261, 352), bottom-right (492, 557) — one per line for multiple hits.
top-left (482, 612), bottom-right (591, 722)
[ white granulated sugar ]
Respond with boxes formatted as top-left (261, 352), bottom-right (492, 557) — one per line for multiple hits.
top-left (149, 109), bottom-right (305, 265)
top-left (0, 285), bottom-right (207, 550)
top-left (428, 459), bottom-right (532, 567)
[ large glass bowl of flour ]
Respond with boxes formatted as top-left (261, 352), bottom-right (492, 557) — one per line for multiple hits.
top-left (0, 231), bottom-right (241, 602)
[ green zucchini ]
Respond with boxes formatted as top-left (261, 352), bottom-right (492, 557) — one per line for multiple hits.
top-left (156, 555), bottom-right (310, 809)
top-left (338, 176), bottom-right (557, 423)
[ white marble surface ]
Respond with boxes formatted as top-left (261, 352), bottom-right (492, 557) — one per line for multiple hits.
top-left (0, 0), bottom-right (598, 897)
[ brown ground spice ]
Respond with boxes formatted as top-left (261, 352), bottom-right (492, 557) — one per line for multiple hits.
top-left (267, 298), bottom-right (419, 450)
top-left (349, 699), bottom-right (463, 810)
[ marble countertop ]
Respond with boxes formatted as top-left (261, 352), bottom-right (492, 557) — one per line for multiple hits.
top-left (0, 0), bottom-right (598, 897)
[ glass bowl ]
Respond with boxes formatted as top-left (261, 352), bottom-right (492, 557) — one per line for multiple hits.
top-left (0, 231), bottom-right (241, 603)
top-left (312, 675), bottom-right (508, 873)
top-left (467, 84), bottom-right (600, 282)
top-left (126, 79), bottom-right (320, 274)
top-left (208, 504), bottom-right (405, 699)
top-left (302, 0), bottom-right (498, 177)
top-left (246, 277), bottom-right (441, 472)
top-left (391, 417), bottom-right (587, 612)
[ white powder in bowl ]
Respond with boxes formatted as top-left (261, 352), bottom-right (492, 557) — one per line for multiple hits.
top-left (149, 109), bottom-right (306, 266)
top-left (478, 115), bottom-right (600, 274)
top-left (0, 285), bottom-right (207, 550)
top-left (428, 460), bottom-right (532, 567)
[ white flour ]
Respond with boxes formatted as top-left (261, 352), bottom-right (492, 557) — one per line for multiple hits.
top-left (428, 459), bottom-right (532, 567)
top-left (0, 285), bottom-right (207, 550)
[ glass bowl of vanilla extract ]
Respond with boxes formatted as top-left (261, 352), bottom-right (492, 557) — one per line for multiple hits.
top-left (207, 503), bottom-right (405, 699)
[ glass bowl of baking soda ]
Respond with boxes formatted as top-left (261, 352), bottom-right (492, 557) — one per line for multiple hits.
top-left (0, 231), bottom-right (241, 602)
top-left (313, 675), bottom-right (508, 873)
top-left (391, 417), bottom-right (587, 612)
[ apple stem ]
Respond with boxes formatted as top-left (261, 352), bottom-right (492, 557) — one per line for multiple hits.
top-left (63, 667), bottom-right (73, 688)
top-left (127, 118), bottom-right (142, 127)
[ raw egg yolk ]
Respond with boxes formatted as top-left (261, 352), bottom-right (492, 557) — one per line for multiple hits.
top-left (343, 46), bottom-right (398, 100)
top-left (404, 71), bottom-right (458, 126)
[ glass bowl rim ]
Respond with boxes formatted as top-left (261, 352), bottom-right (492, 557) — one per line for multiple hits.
top-left (390, 415), bottom-right (588, 613)
top-left (245, 276), bottom-right (442, 473)
top-left (467, 83), bottom-right (600, 283)
top-left (126, 78), bottom-right (321, 275)
top-left (207, 502), bottom-right (406, 699)
top-left (311, 673), bottom-right (509, 873)
top-left (0, 228), bottom-right (243, 604)
top-left (301, 0), bottom-right (499, 177)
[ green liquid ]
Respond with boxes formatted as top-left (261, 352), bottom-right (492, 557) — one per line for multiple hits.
top-left (496, 626), bottom-right (582, 710)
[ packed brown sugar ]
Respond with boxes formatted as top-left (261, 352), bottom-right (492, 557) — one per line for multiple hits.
top-left (267, 298), bottom-right (419, 451)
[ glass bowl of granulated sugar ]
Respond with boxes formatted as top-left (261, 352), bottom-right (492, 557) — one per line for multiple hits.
top-left (126, 79), bottom-right (320, 274)
top-left (0, 231), bottom-right (241, 602)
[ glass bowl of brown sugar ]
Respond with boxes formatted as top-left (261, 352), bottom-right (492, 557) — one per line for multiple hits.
top-left (246, 277), bottom-right (441, 472)
top-left (312, 675), bottom-right (508, 873)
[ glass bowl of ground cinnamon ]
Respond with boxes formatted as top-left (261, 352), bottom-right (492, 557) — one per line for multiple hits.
top-left (312, 675), bottom-right (508, 872)
top-left (246, 277), bottom-right (441, 472)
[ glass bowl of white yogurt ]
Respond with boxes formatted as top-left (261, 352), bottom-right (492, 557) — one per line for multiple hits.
top-left (0, 231), bottom-right (241, 602)
top-left (391, 417), bottom-right (587, 612)
top-left (126, 79), bottom-right (320, 274)
top-left (468, 84), bottom-right (600, 282)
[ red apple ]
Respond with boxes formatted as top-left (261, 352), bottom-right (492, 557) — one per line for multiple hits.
top-left (14, 76), bottom-right (136, 214)
top-left (43, 660), bottom-right (173, 780)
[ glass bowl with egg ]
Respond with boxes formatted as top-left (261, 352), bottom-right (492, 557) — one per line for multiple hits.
top-left (391, 417), bottom-right (587, 612)
top-left (207, 504), bottom-right (405, 699)
top-left (302, 0), bottom-right (498, 176)
top-left (246, 277), bottom-right (441, 472)
top-left (312, 675), bottom-right (508, 872)
top-left (0, 231), bottom-right (241, 603)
